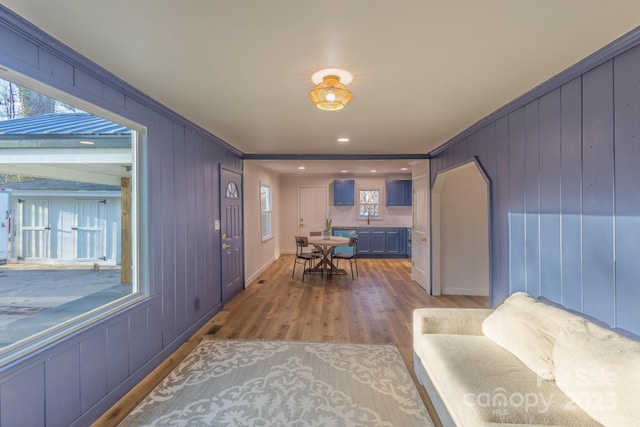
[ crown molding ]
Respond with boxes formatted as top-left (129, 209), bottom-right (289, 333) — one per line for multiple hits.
top-left (0, 5), bottom-right (243, 157)
top-left (430, 25), bottom-right (640, 157)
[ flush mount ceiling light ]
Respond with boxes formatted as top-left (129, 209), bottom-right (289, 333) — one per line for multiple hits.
top-left (308, 68), bottom-right (353, 111)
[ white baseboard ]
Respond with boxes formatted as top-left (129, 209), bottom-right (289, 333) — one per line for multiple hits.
top-left (442, 287), bottom-right (489, 296)
top-left (245, 254), bottom-right (279, 286)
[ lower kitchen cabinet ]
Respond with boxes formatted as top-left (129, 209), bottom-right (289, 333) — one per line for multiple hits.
top-left (385, 227), bottom-right (402, 254)
top-left (354, 228), bottom-right (371, 254)
top-left (371, 228), bottom-right (386, 254)
top-left (337, 227), bottom-right (408, 258)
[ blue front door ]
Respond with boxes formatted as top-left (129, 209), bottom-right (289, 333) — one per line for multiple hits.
top-left (220, 167), bottom-right (243, 304)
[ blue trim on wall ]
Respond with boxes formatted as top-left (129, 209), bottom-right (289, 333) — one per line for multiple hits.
top-left (0, 4), bottom-right (240, 426)
top-left (430, 25), bottom-right (640, 157)
top-left (243, 153), bottom-right (430, 160)
top-left (430, 27), bottom-right (640, 336)
top-left (0, 5), bottom-right (243, 158)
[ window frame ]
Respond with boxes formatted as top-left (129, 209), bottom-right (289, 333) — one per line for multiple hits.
top-left (260, 183), bottom-right (272, 241)
top-left (358, 188), bottom-right (382, 220)
top-left (0, 69), bottom-right (148, 367)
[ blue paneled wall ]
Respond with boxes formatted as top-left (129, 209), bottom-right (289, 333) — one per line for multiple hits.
top-left (431, 33), bottom-right (640, 336)
top-left (0, 6), bottom-right (241, 426)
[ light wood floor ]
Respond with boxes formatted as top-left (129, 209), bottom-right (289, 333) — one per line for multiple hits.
top-left (95, 255), bottom-right (488, 426)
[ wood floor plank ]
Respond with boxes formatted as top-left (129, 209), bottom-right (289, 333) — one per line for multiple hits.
top-left (94, 255), bottom-right (488, 427)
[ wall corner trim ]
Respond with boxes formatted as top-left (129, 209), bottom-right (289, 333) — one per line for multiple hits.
top-left (0, 4), bottom-right (243, 157)
top-left (429, 25), bottom-right (640, 157)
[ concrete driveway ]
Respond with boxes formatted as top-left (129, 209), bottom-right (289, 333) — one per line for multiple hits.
top-left (0, 263), bottom-right (131, 350)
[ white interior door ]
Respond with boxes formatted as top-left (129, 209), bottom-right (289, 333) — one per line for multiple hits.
top-left (412, 171), bottom-right (430, 292)
top-left (298, 186), bottom-right (328, 237)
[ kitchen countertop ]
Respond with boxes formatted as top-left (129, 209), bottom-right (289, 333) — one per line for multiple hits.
top-left (333, 225), bottom-right (411, 228)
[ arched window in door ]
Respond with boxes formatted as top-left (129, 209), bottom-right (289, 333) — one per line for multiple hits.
top-left (226, 181), bottom-right (239, 199)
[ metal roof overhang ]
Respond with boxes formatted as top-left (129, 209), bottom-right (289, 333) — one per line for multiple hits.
top-left (0, 147), bottom-right (131, 186)
top-left (0, 114), bottom-right (133, 186)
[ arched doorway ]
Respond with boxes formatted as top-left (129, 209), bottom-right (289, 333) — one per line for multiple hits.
top-left (432, 158), bottom-right (490, 297)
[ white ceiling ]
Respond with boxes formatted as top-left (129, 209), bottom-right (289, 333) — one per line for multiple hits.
top-left (246, 159), bottom-right (418, 177)
top-left (2, 1), bottom-right (640, 175)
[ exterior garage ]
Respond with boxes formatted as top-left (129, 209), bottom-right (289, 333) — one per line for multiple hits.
top-left (2, 179), bottom-right (121, 264)
top-left (0, 112), bottom-right (132, 266)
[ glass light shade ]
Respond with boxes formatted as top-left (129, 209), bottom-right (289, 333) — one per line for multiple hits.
top-left (308, 75), bottom-right (353, 111)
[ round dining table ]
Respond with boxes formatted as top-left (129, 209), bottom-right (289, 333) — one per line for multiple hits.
top-left (306, 235), bottom-right (350, 276)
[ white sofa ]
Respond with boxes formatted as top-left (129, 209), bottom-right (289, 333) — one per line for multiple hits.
top-left (413, 292), bottom-right (640, 427)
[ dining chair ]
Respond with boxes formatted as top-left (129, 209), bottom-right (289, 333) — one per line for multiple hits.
top-left (293, 236), bottom-right (321, 281)
top-left (330, 236), bottom-right (358, 279)
top-left (309, 231), bottom-right (322, 256)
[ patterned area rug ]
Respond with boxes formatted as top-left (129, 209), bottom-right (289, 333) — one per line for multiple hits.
top-left (120, 339), bottom-right (433, 426)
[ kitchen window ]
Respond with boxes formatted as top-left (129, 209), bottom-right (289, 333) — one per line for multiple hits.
top-left (359, 189), bottom-right (380, 220)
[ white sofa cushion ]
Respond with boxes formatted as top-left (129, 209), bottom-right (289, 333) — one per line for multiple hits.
top-left (553, 318), bottom-right (640, 427)
top-left (482, 292), bottom-right (578, 380)
top-left (418, 333), bottom-right (599, 426)
top-left (412, 307), bottom-right (493, 357)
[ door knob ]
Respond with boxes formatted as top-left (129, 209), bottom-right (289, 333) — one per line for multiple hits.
top-left (421, 237), bottom-right (427, 242)
top-left (222, 243), bottom-right (231, 249)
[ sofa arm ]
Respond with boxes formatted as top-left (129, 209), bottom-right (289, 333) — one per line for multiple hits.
top-left (413, 308), bottom-right (493, 355)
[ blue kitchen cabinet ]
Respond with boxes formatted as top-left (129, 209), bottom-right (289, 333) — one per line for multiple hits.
top-left (355, 227), bottom-right (371, 254)
top-left (336, 227), bottom-right (409, 258)
top-left (371, 228), bottom-right (386, 254)
top-left (405, 228), bottom-right (411, 257)
top-left (386, 180), bottom-right (412, 206)
top-left (385, 227), bottom-right (402, 254)
top-left (333, 180), bottom-right (355, 206)
top-left (355, 227), bottom-right (385, 254)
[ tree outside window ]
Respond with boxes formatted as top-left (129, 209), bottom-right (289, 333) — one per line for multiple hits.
top-left (359, 189), bottom-right (380, 220)
top-left (0, 76), bottom-right (143, 363)
top-left (260, 184), bottom-right (272, 240)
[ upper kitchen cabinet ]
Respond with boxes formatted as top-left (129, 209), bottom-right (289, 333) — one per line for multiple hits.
top-left (333, 179), bottom-right (355, 205)
top-left (386, 179), bottom-right (412, 206)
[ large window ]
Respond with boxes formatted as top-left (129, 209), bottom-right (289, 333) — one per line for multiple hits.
top-left (359, 189), bottom-right (381, 220)
top-left (0, 73), bottom-right (145, 365)
top-left (260, 184), bottom-right (272, 240)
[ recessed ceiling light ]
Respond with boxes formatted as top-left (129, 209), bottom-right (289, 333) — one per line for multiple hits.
top-left (298, 166), bottom-right (306, 170)
top-left (337, 137), bottom-right (349, 143)
top-left (79, 140), bottom-right (95, 145)
top-left (370, 169), bottom-right (377, 173)
top-left (341, 170), bottom-right (348, 173)
top-left (401, 167), bottom-right (408, 171)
